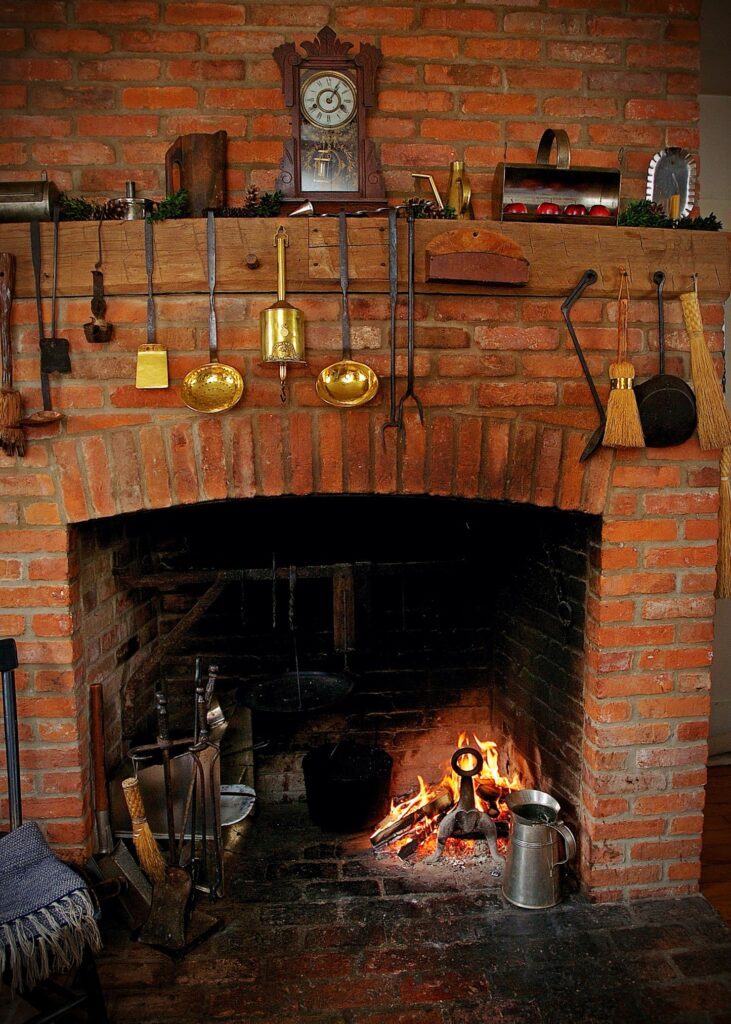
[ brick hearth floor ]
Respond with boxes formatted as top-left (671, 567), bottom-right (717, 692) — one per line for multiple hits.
top-left (97, 804), bottom-right (731, 1024)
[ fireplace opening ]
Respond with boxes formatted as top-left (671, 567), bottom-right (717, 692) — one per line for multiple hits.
top-left (75, 494), bottom-right (598, 878)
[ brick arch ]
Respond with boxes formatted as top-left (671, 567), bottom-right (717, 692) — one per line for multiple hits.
top-left (52, 411), bottom-right (611, 525)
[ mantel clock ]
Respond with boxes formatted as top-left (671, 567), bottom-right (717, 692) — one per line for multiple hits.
top-left (274, 26), bottom-right (386, 212)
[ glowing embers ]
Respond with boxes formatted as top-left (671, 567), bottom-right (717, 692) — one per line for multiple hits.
top-left (370, 733), bottom-right (522, 864)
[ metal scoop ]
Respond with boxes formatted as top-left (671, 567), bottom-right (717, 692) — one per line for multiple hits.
top-left (316, 211), bottom-right (379, 408)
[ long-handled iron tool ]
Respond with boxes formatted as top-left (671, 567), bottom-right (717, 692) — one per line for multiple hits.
top-left (382, 206), bottom-right (400, 446)
top-left (24, 220), bottom-right (63, 426)
top-left (561, 269), bottom-right (603, 461)
top-left (155, 690), bottom-right (178, 866)
top-left (396, 204), bottom-right (424, 434)
top-left (88, 683), bottom-right (152, 930)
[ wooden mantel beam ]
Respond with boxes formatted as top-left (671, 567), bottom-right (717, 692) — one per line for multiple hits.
top-left (0, 217), bottom-right (728, 300)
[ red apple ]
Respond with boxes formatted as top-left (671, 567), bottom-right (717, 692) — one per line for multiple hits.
top-left (589, 204), bottom-right (612, 217)
top-left (564, 204), bottom-right (587, 216)
top-left (503, 202), bottom-right (528, 214)
top-left (536, 202), bottom-right (561, 216)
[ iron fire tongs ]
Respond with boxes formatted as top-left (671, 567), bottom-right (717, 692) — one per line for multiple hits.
top-left (561, 268), bottom-right (603, 461)
top-left (396, 204), bottom-right (424, 434)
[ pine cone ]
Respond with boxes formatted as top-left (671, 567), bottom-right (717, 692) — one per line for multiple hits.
top-left (242, 185), bottom-right (260, 214)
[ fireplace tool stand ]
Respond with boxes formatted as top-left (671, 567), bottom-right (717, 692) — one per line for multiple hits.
top-left (428, 746), bottom-right (504, 867)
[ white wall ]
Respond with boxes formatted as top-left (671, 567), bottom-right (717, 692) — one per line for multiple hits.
top-left (700, 93), bottom-right (731, 753)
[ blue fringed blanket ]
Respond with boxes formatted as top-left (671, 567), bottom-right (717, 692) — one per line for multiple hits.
top-left (0, 821), bottom-right (101, 994)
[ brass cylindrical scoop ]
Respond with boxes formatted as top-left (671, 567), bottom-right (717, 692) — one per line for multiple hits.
top-left (316, 212), bottom-right (379, 409)
top-left (181, 211), bottom-right (244, 413)
top-left (260, 225), bottom-right (306, 402)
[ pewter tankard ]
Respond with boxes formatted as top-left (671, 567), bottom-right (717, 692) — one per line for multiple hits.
top-left (501, 789), bottom-right (576, 909)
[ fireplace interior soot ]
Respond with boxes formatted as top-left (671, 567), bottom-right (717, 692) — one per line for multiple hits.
top-left (79, 494), bottom-right (597, 887)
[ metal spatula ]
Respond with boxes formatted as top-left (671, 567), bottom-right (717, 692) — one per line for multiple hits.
top-left (39, 203), bottom-right (71, 374)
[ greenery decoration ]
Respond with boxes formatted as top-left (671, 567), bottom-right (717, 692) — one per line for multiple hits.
top-left (217, 188), bottom-right (283, 218)
top-left (618, 199), bottom-right (722, 231)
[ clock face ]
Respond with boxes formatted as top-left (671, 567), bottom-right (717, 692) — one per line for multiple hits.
top-left (300, 72), bottom-right (357, 129)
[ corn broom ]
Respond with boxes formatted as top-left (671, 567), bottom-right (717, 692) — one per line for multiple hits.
top-left (680, 283), bottom-right (731, 450)
top-left (717, 447), bottom-right (731, 598)
top-left (603, 271), bottom-right (645, 449)
top-left (122, 776), bottom-right (167, 884)
top-left (0, 252), bottom-right (24, 457)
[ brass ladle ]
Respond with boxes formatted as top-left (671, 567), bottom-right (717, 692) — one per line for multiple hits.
top-left (316, 211), bottom-right (379, 408)
top-left (181, 211), bottom-right (244, 414)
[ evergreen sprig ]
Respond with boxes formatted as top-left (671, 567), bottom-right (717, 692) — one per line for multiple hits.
top-left (618, 199), bottom-right (722, 231)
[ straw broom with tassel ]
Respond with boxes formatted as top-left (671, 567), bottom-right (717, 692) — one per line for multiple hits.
top-left (0, 252), bottom-right (25, 457)
top-left (603, 269), bottom-right (645, 449)
top-left (680, 276), bottom-right (731, 451)
top-left (122, 776), bottom-right (167, 884)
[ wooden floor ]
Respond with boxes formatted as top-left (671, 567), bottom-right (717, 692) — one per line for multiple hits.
top-left (702, 763), bottom-right (731, 925)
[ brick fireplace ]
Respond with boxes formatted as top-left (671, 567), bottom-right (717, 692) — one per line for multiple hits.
top-left (0, 0), bottom-right (729, 908)
top-left (0, 211), bottom-right (728, 904)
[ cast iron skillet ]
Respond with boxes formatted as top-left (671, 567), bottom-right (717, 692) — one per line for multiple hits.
top-left (635, 271), bottom-right (697, 448)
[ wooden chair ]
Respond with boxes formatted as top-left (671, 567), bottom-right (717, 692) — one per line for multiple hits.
top-left (0, 637), bottom-right (110, 1023)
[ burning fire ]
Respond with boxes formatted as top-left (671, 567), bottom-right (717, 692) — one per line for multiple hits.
top-left (373, 732), bottom-right (522, 849)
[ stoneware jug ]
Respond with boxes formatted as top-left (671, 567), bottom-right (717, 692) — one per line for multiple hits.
top-left (502, 789), bottom-right (576, 909)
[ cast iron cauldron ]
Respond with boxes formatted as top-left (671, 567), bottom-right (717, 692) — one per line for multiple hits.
top-left (303, 741), bottom-right (392, 833)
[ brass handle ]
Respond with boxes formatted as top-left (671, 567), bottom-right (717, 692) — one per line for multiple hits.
top-left (274, 227), bottom-right (288, 302)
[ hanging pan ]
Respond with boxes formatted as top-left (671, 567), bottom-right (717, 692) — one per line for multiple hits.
top-left (181, 210), bottom-right (244, 413)
top-left (316, 211), bottom-right (379, 408)
top-left (634, 271), bottom-right (697, 448)
top-left (239, 567), bottom-right (354, 714)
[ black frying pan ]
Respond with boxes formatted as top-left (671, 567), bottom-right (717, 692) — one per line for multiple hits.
top-left (635, 271), bottom-right (697, 448)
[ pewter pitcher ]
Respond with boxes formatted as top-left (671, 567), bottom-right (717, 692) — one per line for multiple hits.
top-left (501, 789), bottom-right (576, 909)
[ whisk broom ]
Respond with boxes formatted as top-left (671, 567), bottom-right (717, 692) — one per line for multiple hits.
top-left (0, 253), bottom-right (24, 457)
top-left (122, 776), bottom-right (167, 884)
top-left (602, 270), bottom-right (645, 449)
top-left (680, 277), bottom-right (731, 451)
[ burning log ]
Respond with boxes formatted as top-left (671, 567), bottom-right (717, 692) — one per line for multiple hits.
top-left (370, 788), bottom-right (452, 848)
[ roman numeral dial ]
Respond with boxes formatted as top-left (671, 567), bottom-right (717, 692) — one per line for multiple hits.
top-left (300, 72), bottom-right (357, 129)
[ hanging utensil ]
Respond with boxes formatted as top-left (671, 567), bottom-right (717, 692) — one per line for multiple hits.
top-left (260, 225), bottom-right (306, 403)
top-left (0, 253), bottom-right (24, 456)
top-left (135, 214), bottom-right (169, 389)
top-left (634, 271), bottom-right (697, 448)
top-left (24, 219), bottom-right (62, 425)
top-left (381, 207), bottom-right (400, 445)
top-left (561, 269), bottom-right (604, 461)
top-left (39, 204), bottom-right (71, 375)
top-left (181, 210), bottom-right (244, 412)
top-left (316, 211), bottom-right (379, 408)
top-left (84, 214), bottom-right (112, 344)
top-left (396, 204), bottom-right (424, 429)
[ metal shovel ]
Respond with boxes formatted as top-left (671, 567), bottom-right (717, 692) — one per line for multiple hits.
top-left (40, 204), bottom-right (72, 373)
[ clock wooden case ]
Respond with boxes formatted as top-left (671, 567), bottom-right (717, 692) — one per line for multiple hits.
top-left (274, 26), bottom-right (386, 213)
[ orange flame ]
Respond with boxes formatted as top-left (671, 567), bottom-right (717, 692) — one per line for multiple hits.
top-left (377, 732), bottom-right (522, 839)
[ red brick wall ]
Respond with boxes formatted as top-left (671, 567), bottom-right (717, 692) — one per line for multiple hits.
top-left (0, 0), bottom-right (701, 211)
